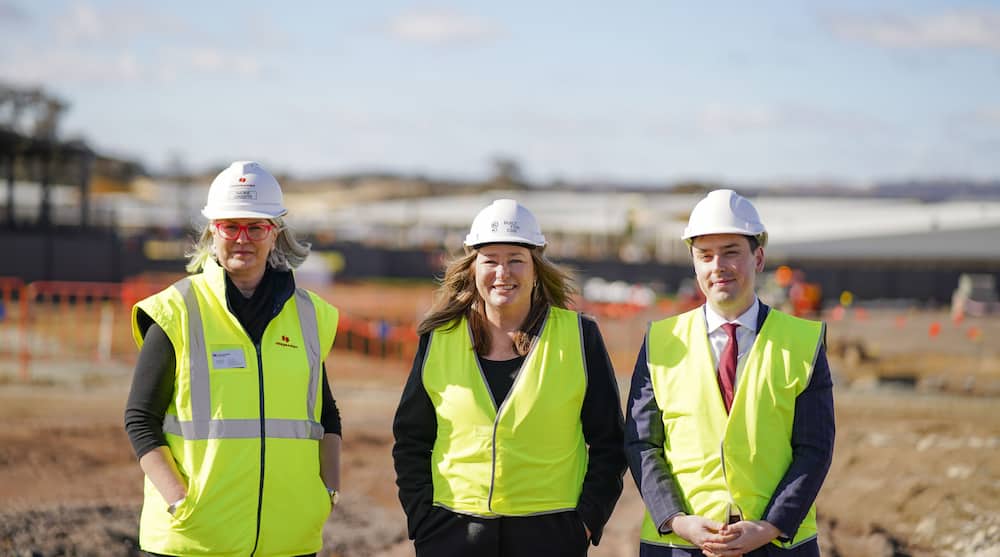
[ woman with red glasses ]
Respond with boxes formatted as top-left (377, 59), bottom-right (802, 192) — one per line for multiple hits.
top-left (124, 161), bottom-right (342, 556)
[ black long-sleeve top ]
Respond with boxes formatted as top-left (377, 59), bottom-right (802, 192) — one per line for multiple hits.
top-left (624, 303), bottom-right (835, 546)
top-left (392, 313), bottom-right (626, 546)
top-left (124, 266), bottom-right (342, 459)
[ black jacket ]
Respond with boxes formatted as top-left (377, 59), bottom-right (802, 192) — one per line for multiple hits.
top-left (392, 313), bottom-right (626, 546)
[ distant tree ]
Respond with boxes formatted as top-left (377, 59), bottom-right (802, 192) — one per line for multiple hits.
top-left (671, 181), bottom-right (722, 194)
top-left (164, 151), bottom-right (191, 182)
top-left (490, 155), bottom-right (526, 188)
top-left (0, 83), bottom-right (68, 139)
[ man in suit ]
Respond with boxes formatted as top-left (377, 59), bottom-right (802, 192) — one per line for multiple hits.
top-left (625, 189), bottom-right (835, 556)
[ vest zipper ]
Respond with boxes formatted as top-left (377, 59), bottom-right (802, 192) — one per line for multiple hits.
top-left (484, 356), bottom-right (523, 513)
top-left (718, 440), bottom-right (742, 522)
top-left (719, 441), bottom-right (729, 515)
top-left (479, 312), bottom-right (549, 513)
top-left (249, 342), bottom-right (266, 556)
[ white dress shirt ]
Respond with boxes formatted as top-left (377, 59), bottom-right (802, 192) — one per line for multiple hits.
top-left (704, 298), bottom-right (760, 385)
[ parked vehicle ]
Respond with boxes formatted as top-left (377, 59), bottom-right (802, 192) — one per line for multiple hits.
top-left (951, 273), bottom-right (1000, 318)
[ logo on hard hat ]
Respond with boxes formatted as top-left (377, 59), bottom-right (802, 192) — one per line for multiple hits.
top-left (491, 221), bottom-right (500, 232)
top-left (501, 220), bottom-right (520, 233)
top-left (229, 190), bottom-right (258, 201)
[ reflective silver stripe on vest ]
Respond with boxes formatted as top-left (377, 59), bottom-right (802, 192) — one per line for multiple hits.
top-left (164, 279), bottom-right (323, 441)
top-left (176, 278), bottom-right (212, 440)
top-left (163, 414), bottom-right (324, 440)
top-left (294, 287), bottom-right (322, 424)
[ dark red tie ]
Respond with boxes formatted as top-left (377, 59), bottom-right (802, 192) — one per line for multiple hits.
top-left (718, 323), bottom-right (739, 413)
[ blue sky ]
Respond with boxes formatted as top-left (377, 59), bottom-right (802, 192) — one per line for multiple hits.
top-left (2, 1), bottom-right (999, 185)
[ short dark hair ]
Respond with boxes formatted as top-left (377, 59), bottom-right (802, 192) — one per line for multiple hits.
top-left (688, 234), bottom-right (761, 253)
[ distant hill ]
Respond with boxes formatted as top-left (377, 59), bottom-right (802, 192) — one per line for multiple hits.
top-left (155, 166), bottom-right (1000, 204)
top-left (868, 180), bottom-right (1000, 202)
top-left (752, 180), bottom-right (1000, 201)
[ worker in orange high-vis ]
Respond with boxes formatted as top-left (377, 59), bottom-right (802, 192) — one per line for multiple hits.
top-left (124, 161), bottom-right (342, 557)
top-left (625, 190), bottom-right (835, 557)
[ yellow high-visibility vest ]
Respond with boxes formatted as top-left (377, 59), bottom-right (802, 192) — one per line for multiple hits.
top-left (422, 307), bottom-right (588, 516)
top-left (131, 258), bottom-right (338, 557)
top-left (640, 307), bottom-right (823, 550)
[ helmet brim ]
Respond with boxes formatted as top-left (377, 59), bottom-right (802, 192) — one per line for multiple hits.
top-left (683, 229), bottom-right (768, 247)
top-left (467, 240), bottom-right (544, 250)
top-left (202, 208), bottom-right (288, 220)
top-left (464, 235), bottom-right (546, 248)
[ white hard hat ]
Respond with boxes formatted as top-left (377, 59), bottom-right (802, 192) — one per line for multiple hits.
top-left (202, 161), bottom-right (288, 220)
top-left (464, 199), bottom-right (546, 248)
top-left (681, 189), bottom-right (767, 247)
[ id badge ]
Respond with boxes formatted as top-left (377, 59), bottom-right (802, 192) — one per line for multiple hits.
top-left (211, 348), bottom-right (247, 369)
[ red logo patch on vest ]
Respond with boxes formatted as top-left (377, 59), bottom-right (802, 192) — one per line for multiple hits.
top-left (276, 334), bottom-right (298, 348)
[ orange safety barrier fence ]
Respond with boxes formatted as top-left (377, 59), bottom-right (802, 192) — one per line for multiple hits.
top-left (18, 281), bottom-right (134, 381)
top-left (1, 275), bottom-right (423, 382)
top-left (0, 277), bottom-right (27, 379)
top-left (333, 315), bottom-right (419, 361)
top-left (578, 301), bottom-right (646, 320)
top-left (5, 274), bottom-right (994, 382)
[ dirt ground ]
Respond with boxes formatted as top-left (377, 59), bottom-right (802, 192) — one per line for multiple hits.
top-left (1, 282), bottom-right (998, 557)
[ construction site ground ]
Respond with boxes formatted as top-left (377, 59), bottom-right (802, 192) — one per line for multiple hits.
top-left (1, 281), bottom-right (998, 557)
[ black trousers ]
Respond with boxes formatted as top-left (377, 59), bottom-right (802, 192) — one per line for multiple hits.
top-left (414, 508), bottom-right (590, 557)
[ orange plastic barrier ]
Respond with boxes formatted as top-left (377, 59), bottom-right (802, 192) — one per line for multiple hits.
top-left (22, 281), bottom-right (131, 372)
top-left (0, 277), bottom-right (27, 379)
top-left (829, 306), bottom-right (846, 321)
top-left (578, 301), bottom-right (646, 320)
top-left (333, 315), bottom-right (418, 361)
top-left (8, 274), bottom-right (998, 382)
top-left (3, 273), bottom-right (423, 382)
top-left (120, 273), bottom-right (184, 311)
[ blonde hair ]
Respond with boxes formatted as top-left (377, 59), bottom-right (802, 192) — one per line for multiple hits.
top-left (185, 217), bottom-right (311, 274)
top-left (418, 247), bottom-right (577, 356)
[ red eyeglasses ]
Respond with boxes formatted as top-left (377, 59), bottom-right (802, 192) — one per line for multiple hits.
top-left (213, 221), bottom-right (277, 241)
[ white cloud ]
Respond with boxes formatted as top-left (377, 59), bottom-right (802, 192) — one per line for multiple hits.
top-left (693, 104), bottom-right (889, 136)
top-left (387, 8), bottom-right (500, 45)
top-left (0, 46), bottom-right (141, 83)
top-left (976, 106), bottom-right (1000, 125)
top-left (947, 106), bottom-right (1000, 133)
top-left (55, 2), bottom-right (103, 43)
top-left (1, 44), bottom-right (261, 85)
top-left (0, 1), bottom-right (28, 23)
top-left (172, 47), bottom-right (261, 77)
top-left (0, 2), bottom-right (264, 85)
top-left (53, 2), bottom-right (190, 45)
top-left (828, 8), bottom-right (1000, 52)
top-left (699, 105), bottom-right (780, 133)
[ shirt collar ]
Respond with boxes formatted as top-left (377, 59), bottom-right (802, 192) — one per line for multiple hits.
top-left (705, 297), bottom-right (760, 334)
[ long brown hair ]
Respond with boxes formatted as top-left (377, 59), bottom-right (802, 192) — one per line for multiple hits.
top-left (418, 246), bottom-right (577, 356)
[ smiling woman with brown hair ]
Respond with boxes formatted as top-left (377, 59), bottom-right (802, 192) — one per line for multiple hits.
top-left (393, 198), bottom-right (626, 557)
